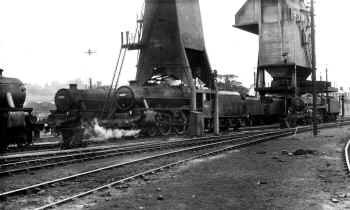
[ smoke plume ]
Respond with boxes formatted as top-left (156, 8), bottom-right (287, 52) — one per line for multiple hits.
top-left (84, 119), bottom-right (140, 139)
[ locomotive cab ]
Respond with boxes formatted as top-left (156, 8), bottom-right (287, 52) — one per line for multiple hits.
top-left (195, 89), bottom-right (216, 131)
top-left (196, 89), bottom-right (215, 117)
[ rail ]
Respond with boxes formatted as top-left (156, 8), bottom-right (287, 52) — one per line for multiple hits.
top-left (0, 130), bottom-right (270, 175)
top-left (34, 121), bottom-right (350, 210)
top-left (1, 120), bottom-right (349, 209)
top-left (0, 131), bottom-right (263, 176)
top-left (34, 132), bottom-right (290, 210)
top-left (345, 139), bottom-right (350, 174)
top-left (0, 130), bottom-right (287, 200)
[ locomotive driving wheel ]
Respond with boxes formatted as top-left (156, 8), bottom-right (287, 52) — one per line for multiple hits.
top-left (146, 125), bottom-right (158, 137)
top-left (156, 112), bottom-right (172, 136)
top-left (172, 111), bottom-right (188, 135)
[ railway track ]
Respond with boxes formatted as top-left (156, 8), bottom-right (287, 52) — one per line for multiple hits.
top-left (2, 125), bottom-right (280, 155)
top-left (0, 130), bottom-right (267, 177)
top-left (3, 137), bottom-right (138, 154)
top-left (239, 124), bottom-right (280, 131)
top-left (0, 121), bottom-right (347, 177)
top-left (344, 138), bottom-right (350, 174)
top-left (1, 121), bottom-right (349, 209)
top-left (1, 141), bottom-right (162, 164)
top-left (36, 131), bottom-right (292, 210)
top-left (0, 129), bottom-right (293, 209)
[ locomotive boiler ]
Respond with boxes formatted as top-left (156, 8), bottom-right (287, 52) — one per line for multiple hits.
top-left (111, 79), bottom-right (192, 136)
top-left (0, 69), bottom-right (39, 151)
top-left (48, 84), bottom-right (113, 148)
top-left (54, 84), bottom-right (109, 116)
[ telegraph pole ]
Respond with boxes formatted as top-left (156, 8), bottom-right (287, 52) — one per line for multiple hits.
top-left (311, 0), bottom-right (318, 136)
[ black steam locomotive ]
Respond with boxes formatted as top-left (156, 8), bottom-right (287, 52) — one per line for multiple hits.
top-left (49, 76), bottom-right (285, 139)
top-left (113, 84), bottom-right (341, 133)
top-left (47, 84), bottom-right (111, 148)
top-left (286, 93), bottom-right (340, 126)
top-left (49, 75), bottom-right (340, 148)
top-left (112, 81), bottom-right (285, 136)
top-left (111, 76), bottom-right (340, 133)
top-left (0, 69), bottom-right (42, 151)
top-left (49, 84), bottom-right (107, 125)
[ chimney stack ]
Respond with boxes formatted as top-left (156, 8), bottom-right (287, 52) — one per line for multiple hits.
top-left (69, 84), bottom-right (78, 90)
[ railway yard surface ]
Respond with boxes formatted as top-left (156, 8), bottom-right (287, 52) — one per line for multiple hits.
top-left (69, 126), bottom-right (349, 210)
top-left (1, 125), bottom-right (350, 210)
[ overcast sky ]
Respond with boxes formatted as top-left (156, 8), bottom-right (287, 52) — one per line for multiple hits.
top-left (0, 0), bottom-right (349, 89)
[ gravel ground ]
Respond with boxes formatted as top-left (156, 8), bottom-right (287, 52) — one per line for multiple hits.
top-left (56, 126), bottom-right (350, 210)
top-left (1, 138), bottom-right (245, 210)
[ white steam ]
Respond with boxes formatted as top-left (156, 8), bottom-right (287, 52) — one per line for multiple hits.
top-left (84, 119), bottom-right (140, 139)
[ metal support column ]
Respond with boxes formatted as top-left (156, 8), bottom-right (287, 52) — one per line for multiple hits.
top-left (293, 64), bottom-right (298, 96)
top-left (311, 0), bottom-right (318, 136)
top-left (213, 70), bottom-right (219, 135)
top-left (253, 72), bottom-right (257, 97)
top-left (257, 68), bottom-right (265, 89)
top-left (342, 95), bottom-right (345, 118)
top-left (326, 68), bottom-right (330, 112)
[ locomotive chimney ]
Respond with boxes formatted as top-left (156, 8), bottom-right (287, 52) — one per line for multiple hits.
top-left (0, 69), bottom-right (3, 77)
top-left (69, 84), bottom-right (78, 90)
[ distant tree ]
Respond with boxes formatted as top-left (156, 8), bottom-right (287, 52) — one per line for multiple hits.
top-left (68, 78), bottom-right (88, 89)
top-left (216, 74), bottom-right (249, 95)
top-left (25, 101), bottom-right (56, 116)
top-left (25, 78), bottom-right (90, 103)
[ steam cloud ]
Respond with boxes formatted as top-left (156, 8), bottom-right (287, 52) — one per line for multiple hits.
top-left (84, 119), bottom-right (140, 139)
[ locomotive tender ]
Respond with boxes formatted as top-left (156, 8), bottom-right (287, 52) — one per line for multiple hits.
top-left (0, 69), bottom-right (40, 151)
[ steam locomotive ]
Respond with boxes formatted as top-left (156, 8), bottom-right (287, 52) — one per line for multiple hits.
top-left (48, 77), bottom-right (286, 140)
top-left (0, 69), bottom-right (42, 151)
top-left (112, 80), bottom-right (285, 136)
top-left (48, 75), bottom-right (340, 149)
top-left (47, 84), bottom-right (111, 148)
top-left (113, 82), bottom-right (341, 134)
